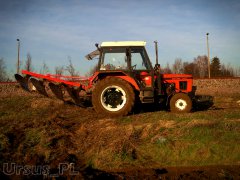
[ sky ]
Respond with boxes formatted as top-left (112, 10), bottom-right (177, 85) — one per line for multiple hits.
top-left (0, 0), bottom-right (240, 76)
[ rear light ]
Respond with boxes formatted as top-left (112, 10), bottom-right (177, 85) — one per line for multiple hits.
top-left (143, 76), bottom-right (151, 87)
top-left (140, 72), bottom-right (151, 87)
top-left (144, 76), bottom-right (150, 81)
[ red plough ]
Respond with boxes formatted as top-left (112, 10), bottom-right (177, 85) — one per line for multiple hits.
top-left (15, 70), bottom-right (93, 106)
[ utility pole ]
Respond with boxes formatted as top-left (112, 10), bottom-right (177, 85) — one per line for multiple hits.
top-left (206, 33), bottom-right (210, 78)
top-left (17, 39), bottom-right (20, 74)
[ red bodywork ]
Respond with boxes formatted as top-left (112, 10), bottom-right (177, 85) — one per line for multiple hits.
top-left (139, 72), bottom-right (193, 93)
top-left (162, 74), bottom-right (193, 93)
top-left (22, 70), bottom-right (193, 93)
top-left (90, 71), bottom-right (141, 91)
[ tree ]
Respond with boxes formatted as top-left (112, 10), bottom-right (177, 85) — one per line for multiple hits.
top-left (210, 57), bottom-right (221, 77)
top-left (161, 63), bottom-right (172, 74)
top-left (194, 55), bottom-right (208, 78)
top-left (183, 62), bottom-right (198, 77)
top-left (25, 53), bottom-right (33, 71)
top-left (85, 64), bottom-right (98, 76)
top-left (55, 66), bottom-right (65, 76)
top-left (65, 57), bottom-right (79, 76)
top-left (172, 58), bottom-right (183, 74)
top-left (40, 62), bottom-right (49, 74)
top-left (0, 58), bottom-right (8, 81)
top-left (221, 63), bottom-right (234, 77)
top-left (236, 67), bottom-right (240, 77)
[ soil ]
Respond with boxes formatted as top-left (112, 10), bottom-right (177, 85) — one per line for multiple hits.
top-left (0, 84), bottom-right (240, 179)
top-left (1, 165), bottom-right (239, 179)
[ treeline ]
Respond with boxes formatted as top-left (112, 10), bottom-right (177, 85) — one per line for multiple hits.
top-left (0, 54), bottom-right (81, 81)
top-left (161, 55), bottom-right (240, 78)
top-left (24, 54), bottom-right (80, 77)
top-left (0, 58), bottom-right (9, 81)
top-left (1, 54), bottom-right (240, 82)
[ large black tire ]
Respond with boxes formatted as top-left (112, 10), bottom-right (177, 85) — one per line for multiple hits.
top-left (92, 77), bottom-right (135, 117)
top-left (170, 93), bottom-right (192, 113)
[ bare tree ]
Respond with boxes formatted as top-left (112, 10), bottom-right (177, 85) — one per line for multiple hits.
top-left (65, 57), bottom-right (79, 76)
top-left (221, 63), bottom-right (234, 77)
top-left (226, 63), bottom-right (234, 77)
top-left (40, 62), bottom-right (49, 74)
top-left (55, 66), bottom-right (65, 76)
top-left (85, 64), bottom-right (98, 76)
top-left (238, 67), bottom-right (240, 77)
top-left (194, 55), bottom-right (208, 78)
top-left (0, 58), bottom-right (8, 81)
top-left (172, 58), bottom-right (183, 74)
top-left (25, 53), bottom-right (33, 71)
top-left (161, 63), bottom-right (172, 74)
top-left (185, 62), bottom-right (201, 77)
top-left (235, 67), bottom-right (240, 77)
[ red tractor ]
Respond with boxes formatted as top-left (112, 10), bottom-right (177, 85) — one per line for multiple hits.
top-left (15, 41), bottom-right (213, 116)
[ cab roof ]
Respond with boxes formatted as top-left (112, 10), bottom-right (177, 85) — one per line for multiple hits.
top-left (101, 41), bottom-right (146, 47)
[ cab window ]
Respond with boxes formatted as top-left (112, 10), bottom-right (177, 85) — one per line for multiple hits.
top-left (131, 48), bottom-right (149, 70)
top-left (101, 48), bottom-right (128, 70)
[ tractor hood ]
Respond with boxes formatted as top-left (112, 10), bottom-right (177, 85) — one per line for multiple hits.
top-left (162, 74), bottom-right (193, 80)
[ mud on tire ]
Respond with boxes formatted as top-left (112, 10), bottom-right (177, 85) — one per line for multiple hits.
top-left (170, 93), bottom-right (192, 113)
top-left (92, 77), bottom-right (135, 117)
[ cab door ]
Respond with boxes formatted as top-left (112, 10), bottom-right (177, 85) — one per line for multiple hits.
top-left (130, 47), bottom-right (153, 89)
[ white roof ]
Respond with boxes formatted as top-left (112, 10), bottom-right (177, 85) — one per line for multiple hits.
top-left (101, 41), bottom-right (146, 47)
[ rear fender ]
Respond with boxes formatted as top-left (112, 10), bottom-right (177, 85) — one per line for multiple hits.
top-left (91, 71), bottom-right (140, 91)
top-left (116, 75), bottom-right (140, 91)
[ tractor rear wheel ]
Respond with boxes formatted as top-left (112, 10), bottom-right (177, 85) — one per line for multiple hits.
top-left (170, 93), bottom-right (192, 113)
top-left (92, 77), bottom-right (135, 117)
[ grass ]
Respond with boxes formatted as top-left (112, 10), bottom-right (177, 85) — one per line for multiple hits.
top-left (88, 115), bottom-right (240, 169)
top-left (0, 89), bottom-right (240, 171)
top-left (135, 121), bottom-right (240, 167)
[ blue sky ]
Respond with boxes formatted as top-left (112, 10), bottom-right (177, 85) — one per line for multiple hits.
top-left (0, 0), bottom-right (240, 76)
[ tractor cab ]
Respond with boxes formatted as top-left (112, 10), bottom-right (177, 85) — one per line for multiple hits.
top-left (86, 41), bottom-right (158, 103)
top-left (99, 42), bottom-right (153, 89)
top-left (99, 42), bottom-right (151, 71)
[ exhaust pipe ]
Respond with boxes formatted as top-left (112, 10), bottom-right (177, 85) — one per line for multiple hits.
top-left (154, 41), bottom-right (159, 65)
top-left (154, 41), bottom-right (161, 95)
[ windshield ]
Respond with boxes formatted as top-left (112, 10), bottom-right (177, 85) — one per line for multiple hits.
top-left (100, 47), bottom-right (151, 71)
top-left (100, 48), bottom-right (128, 70)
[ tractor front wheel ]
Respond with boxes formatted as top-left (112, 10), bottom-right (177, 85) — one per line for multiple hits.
top-left (170, 93), bottom-right (192, 113)
top-left (92, 77), bottom-right (135, 117)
